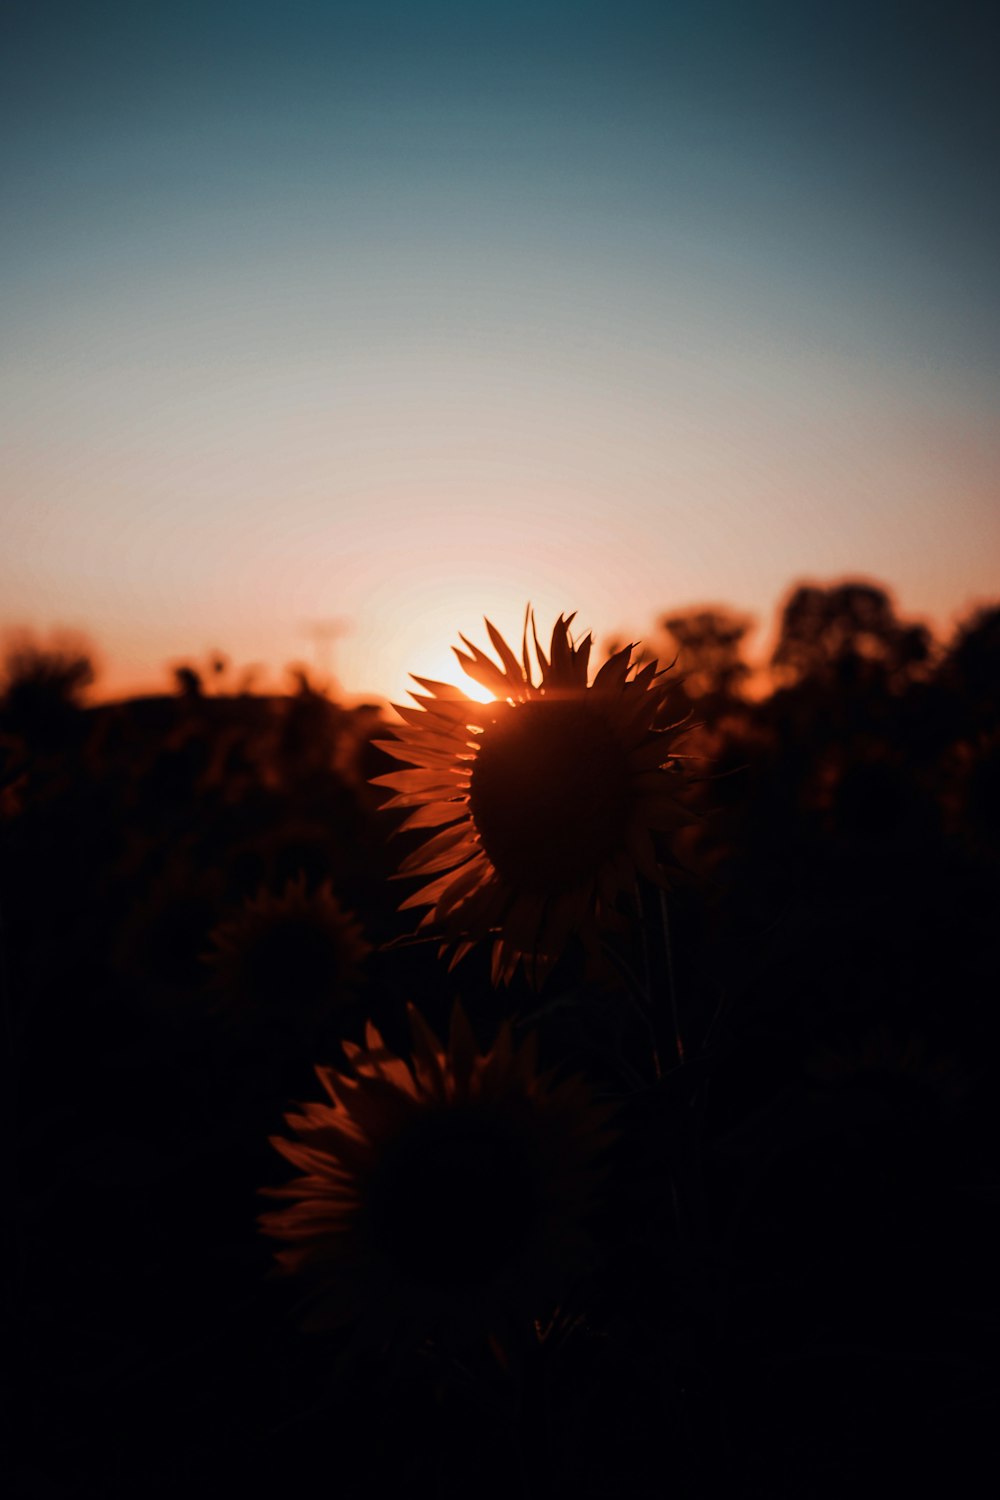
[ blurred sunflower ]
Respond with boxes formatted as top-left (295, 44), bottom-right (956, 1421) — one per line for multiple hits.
top-left (113, 858), bottom-right (227, 1017)
top-left (204, 875), bottom-right (370, 1026)
top-left (260, 1005), bottom-right (615, 1351)
top-left (373, 612), bottom-right (691, 983)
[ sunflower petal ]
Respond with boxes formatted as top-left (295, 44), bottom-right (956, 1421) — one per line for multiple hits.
top-left (406, 1005), bottom-right (447, 1097)
top-left (490, 939), bottom-right (508, 987)
top-left (398, 858), bottom-right (484, 912)
top-left (446, 1005), bottom-right (479, 1095)
top-left (371, 769), bottom-right (461, 794)
top-left (433, 856), bottom-right (494, 919)
top-left (398, 822), bottom-right (476, 874)
top-left (454, 639), bottom-right (511, 698)
top-left (572, 632), bottom-right (593, 686)
top-left (392, 702), bottom-right (475, 733)
top-left (373, 738), bottom-right (463, 768)
top-left (530, 612), bottom-right (550, 676)
top-left (445, 938), bottom-right (476, 972)
top-left (592, 647), bottom-right (634, 693)
top-left (409, 675), bottom-right (469, 700)
top-left (484, 619), bottom-right (526, 685)
top-left (630, 660), bottom-right (659, 692)
top-left (398, 800), bottom-right (468, 831)
top-left (546, 615), bottom-right (576, 685)
top-left (521, 604), bottom-right (536, 685)
top-left (408, 692), bottom-right (486, 726)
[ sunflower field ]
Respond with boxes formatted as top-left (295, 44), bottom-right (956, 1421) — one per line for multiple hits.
top-left (4, 586), bottom-right (1000, 1498)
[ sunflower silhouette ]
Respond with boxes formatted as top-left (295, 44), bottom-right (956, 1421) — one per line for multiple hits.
top-left (204, 875), bottom-right (370, 1026)
top-left (260, 1004), bottom-right (615, 1351)
top-left (373, 612), bottom-right (691, 983)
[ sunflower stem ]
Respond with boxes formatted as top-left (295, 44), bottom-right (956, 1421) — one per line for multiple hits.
top-left (658, 885), bottom-right (685, 1068)
top-left (636, 877), bottom-right (684, 1073)
top-left (599, 939), bottom-right (663, 1085)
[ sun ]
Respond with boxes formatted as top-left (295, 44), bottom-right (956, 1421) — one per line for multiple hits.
top-left (409, 647), bottom-right (496, 706)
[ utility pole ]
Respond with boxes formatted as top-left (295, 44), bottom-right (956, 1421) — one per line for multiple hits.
top-left (300, 617), bottom-right (352, 690)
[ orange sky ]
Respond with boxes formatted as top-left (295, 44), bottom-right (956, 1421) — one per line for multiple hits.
top-left (3, 3), bottom-right (999, 707)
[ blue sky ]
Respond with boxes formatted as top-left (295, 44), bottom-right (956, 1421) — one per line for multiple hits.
top-left (3, 1), bottom-right (998, 699)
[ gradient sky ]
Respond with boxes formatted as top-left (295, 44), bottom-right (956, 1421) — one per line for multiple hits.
top-left (3, 0), bottom-right (998, 704)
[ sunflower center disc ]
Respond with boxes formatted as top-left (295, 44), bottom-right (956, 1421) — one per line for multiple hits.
top-left (368, 1111), bottom-right (538, 1289)
top-left (244, 920), bottom-right (345, 1011)
top-left (469, 698), bottom-right (632, 891)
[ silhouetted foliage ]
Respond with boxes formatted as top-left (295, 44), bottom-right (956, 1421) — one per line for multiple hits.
top-left (661, 606), bottom-right (754, 704)
top-left (941, 602), bottom-right (1000, 733)
top-left (0, 629), bottom-right (96, 751)
top-left (772, 580), bottom-right (931, 691)
top-left (173, 662), bottom-right (204, 697)
top-left (4, 581), bottom-right (999, 1500)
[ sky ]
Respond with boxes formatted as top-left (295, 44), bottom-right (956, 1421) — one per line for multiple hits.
top-left (3, 0), bottom-right (998, 705)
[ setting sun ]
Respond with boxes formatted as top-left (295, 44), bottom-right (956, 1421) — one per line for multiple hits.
top-left (408, 650), bottom-right (497, 706)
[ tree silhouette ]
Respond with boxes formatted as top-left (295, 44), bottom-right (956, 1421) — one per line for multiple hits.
top-left (942, 603), bottom-right (1000, 732)
top-left (771, 581), bottom-right (930, 692)
top-left (661, 606), bottom-right (754, 706)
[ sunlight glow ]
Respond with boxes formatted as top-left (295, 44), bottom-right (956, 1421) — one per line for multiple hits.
top-left (408, 648), bottom-right (496, 705)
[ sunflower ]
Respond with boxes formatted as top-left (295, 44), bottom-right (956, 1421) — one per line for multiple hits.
top-left (204, 874), bottom-right (370, 1026)
top-left (372, 612), bottom-right (691, 984)
top-left (260, 1004), bottom-right (615, 1351)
